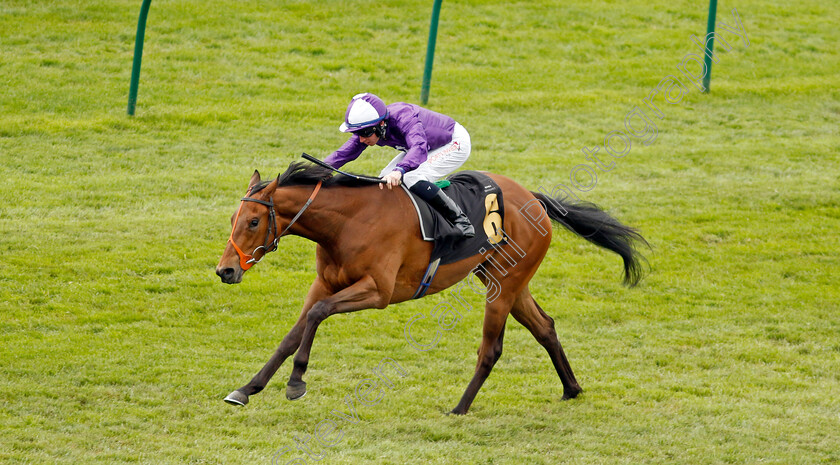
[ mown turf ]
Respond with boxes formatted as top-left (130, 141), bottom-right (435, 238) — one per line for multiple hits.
top-left (1, 0), bottom-right (838, 464)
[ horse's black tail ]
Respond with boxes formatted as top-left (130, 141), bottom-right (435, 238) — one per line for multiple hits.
top-left (531, 192), bottom-right (649, 287)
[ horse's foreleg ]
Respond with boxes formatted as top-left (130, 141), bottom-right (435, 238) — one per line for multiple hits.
top-left (224, 279), bottom-right (331, 406)
top-left (224, 321), bottom-right (306, 406)
top-left (450, 299), bottom-right (511, 415)
top-left (510, 289), bottom-right (581, 399)
top-left (286, 275), bottom-right (388, 401)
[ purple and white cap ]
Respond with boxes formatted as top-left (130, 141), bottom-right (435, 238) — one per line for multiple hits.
top-left (339, 93), bottom-right (388, 132)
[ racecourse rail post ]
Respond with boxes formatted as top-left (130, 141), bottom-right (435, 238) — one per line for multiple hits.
top-left (420, 0), bottom-right (443, 105)
top-left (128, 0), bottom-right (153, 115)
top-left (702, 0), bottom-right (718, 93)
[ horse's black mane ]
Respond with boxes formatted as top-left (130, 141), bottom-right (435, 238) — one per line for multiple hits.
top-left (251, 162), bottom-right (376, 193)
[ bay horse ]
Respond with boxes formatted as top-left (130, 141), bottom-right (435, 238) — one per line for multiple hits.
top-left (216, 162), bottom-right (647, 415)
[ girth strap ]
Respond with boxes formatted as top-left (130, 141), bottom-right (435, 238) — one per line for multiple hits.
top-left (412, 258), bottom-right (441, 299)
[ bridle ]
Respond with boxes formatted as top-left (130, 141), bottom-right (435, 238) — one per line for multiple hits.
top-left (228, 181), bottom-right (323, 270)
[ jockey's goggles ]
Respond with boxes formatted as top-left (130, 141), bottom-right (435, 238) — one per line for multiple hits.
top-left (352, 126), bottom-right (378, 137)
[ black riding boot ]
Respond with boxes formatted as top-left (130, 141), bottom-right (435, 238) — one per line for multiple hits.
top-left (428, 190), bottom-right (476, 238)
top-left (410, 180), bottom-right (475, 238)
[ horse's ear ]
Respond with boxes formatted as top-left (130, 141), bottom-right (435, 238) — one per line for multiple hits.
top-left (260, 176), bottom-right (279, 197)
top-left (248, 170), bottom-right (261, 189)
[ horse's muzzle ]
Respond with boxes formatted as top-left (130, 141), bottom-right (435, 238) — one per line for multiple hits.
top-left (216, 266), bottom-right (243, 284)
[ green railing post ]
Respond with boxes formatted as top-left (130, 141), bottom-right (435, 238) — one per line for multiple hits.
top-left (127, 0), bottom-right (153, 115)
top-left (420, 0), bottom-right (443, 105)
top-left (702, 0), bottom-right (718, 93)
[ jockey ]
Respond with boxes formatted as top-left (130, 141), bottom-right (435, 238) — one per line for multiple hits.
top-left (325, 93), bottom-right (475, 238)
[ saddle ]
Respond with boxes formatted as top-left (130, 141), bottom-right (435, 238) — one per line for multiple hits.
top-left (403, 171), bottom-right (507, 297)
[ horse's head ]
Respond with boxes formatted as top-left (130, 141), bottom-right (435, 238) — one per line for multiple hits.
top-left (216, 170), bottom-right (279, 284)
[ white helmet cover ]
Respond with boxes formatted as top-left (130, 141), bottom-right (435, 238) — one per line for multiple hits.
top-left (339, 93), bottom-right (388, 132)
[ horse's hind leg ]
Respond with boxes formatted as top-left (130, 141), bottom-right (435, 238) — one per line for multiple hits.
top-left (510, 288), bottom-right (582, 399)
top-left (450, 297), bottom-right (511, 415)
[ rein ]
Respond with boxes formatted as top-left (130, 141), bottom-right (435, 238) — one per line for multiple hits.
top-left (228, 181), bottom-right (323, 270)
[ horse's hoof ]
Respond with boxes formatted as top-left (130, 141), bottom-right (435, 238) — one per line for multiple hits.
top-left (286, 380), bottom-right (307, 400)
top-left (562, 387), bottom-right (582, 400)
top-left (224, 390), bottom-right (249, 406)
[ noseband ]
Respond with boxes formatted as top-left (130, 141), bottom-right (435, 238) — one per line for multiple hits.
top-left (228, 181), bottom-right (323, 270)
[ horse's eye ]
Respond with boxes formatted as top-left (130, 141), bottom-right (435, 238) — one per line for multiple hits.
top-left (250, 218), bottom-right (260, 228)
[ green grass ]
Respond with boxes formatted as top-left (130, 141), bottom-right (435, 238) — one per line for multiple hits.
top-left (2, 0), bottom-right (839, 463)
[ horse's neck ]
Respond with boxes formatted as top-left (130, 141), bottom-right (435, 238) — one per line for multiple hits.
top-left (274, 184), bottom-right (398, 246)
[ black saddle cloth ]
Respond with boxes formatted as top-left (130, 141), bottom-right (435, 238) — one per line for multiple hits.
top-left (407, 171), bottom-right (506, 265)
